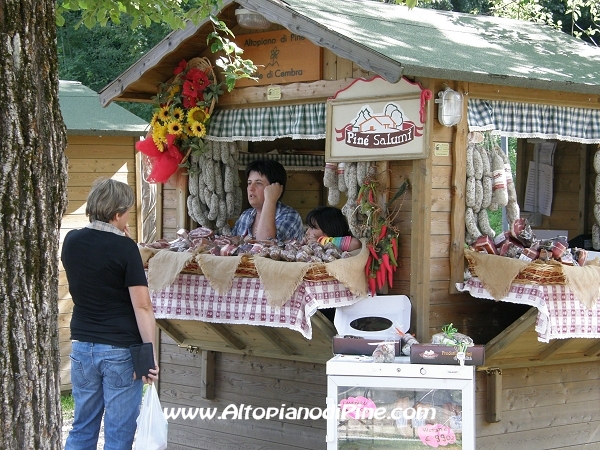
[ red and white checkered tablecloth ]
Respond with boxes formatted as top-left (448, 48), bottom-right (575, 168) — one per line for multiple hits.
top-left (457, 278), bottom-right (600, 342)
top-left (150, 273), bottom-right (363, 339)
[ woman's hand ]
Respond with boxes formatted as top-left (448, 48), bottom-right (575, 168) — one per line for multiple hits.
top-left (263, 182), bottom-right (283, 205)
top-left (132, 362), bottom-right (159, 384)
top-left (142, 364), bottom-right (160, 385)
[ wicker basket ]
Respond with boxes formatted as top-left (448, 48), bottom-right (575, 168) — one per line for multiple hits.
top-left (161, 56), bottom-right (217, 165)
top-left (170, 56), bottom-right (217, 115)
top-left (512, 261), bottom-right (567, 285)
top-left (181, 255), bottom-right (337, 282)
top-left (467, 257), bottom-right (567, 285)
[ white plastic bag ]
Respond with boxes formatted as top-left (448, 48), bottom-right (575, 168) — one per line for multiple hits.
top-left (135, 384), bottom-right (168, 450)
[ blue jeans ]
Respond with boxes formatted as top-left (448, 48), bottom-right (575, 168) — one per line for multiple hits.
top-left (65, 341), bottom-right (143, 450)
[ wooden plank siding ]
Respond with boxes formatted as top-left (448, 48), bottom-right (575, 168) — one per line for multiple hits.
top-left (475, 360), bottom-right (600, 449)
top-left (159, 331), bottom-right (600, 449)
top-left (159, 334), bottom-right (328, 450)
top-left (58, 135), bottom-right (140, 392)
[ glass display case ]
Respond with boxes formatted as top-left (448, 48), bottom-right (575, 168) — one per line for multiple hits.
top-left (326, 355), bottom-right (475, 449)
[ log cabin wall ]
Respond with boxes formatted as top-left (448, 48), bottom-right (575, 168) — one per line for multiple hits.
top-left (158, 67), bottom-right (531, 344)
top-left (159, 327), bottom-right (600, 450)
top-left (162, 183), bottom-right (179, 240)
top-left (58, 135), bottom-right (140, 392)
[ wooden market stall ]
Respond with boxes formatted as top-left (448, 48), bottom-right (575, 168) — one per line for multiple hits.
top-left (57, 80), bottom-right (149, 392)
top-left (100, 1), bottom-right (600, 448)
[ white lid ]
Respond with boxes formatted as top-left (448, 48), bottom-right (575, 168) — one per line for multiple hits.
top-left (334, 295), bottom-right (411, 339)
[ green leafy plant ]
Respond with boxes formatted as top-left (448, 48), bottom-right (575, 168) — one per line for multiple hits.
top-left (207, 15), bottom-right (258, 92)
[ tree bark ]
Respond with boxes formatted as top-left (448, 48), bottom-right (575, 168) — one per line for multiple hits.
top-left (0, 1), bottom-right (68, 448)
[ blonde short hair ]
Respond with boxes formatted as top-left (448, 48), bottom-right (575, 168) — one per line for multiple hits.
top-left (86, 178), bottom-right (134, 223)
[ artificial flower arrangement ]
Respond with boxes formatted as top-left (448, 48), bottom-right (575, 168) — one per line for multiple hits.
top-left (136, 57), bottom-right (221, 183)
top-left (135, 16), bottom-right (258, 184)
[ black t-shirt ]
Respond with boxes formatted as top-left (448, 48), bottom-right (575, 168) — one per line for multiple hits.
top-left (61, 227), bottom-right (149, 347)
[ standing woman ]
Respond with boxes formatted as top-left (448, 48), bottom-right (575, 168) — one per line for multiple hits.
top-left (62, 178), bottom-right (159, 450)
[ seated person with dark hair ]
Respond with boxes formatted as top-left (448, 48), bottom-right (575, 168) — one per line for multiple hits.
top-left (232, 159), bottom-right (304, 242)
top-left (305, 206), bottom-right (362, 324)
top-left (305, 206), bottom-right (362, 252)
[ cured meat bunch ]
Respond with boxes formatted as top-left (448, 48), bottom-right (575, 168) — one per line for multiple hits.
top-left (255, 240), bottom-right (351, 263)
top-left (187, 141), bottom-right (243, 235)
top-left (140, 226), bottom-right (353, 262)
top-left (464, 132), bottom-right (519, 245)
top-left (471, 218), bottom-right (588, 266)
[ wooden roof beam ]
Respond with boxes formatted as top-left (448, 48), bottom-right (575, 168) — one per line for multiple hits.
top-left (205, 323), bottom-right (246, 350)
top-left (217, 79), bottom-right (354, 109)
top-left (536, 339), bottom-right (570, 361)
top-left (310, 311), bottom-right (337, 340)
top-left (257, 327), bottom-right (297, 355)
top-left (583, 339), bottom-right (600, 357)
top-left (483, 308), bottom-right (537, 363)
top-left (156, 318), bottom-right (187, 344)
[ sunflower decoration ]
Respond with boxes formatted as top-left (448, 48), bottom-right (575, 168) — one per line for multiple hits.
top-left (136, 57), bottom-right (223, 183)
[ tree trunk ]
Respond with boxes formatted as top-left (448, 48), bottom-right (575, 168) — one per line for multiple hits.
top-left (0, 1), bottom-right (68, 448)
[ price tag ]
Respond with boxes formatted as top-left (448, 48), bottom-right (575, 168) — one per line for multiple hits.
top-left (417, 424), bottom-right (457, 447)
top-left (338, 396), bottom-right (376, 420)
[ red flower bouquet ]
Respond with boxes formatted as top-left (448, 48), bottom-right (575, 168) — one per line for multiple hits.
top-left (136, 57), bottom-right (222, 183)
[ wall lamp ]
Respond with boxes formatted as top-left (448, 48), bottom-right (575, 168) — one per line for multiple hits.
top-left (436, 88), bottom-right (464, 127)
top-left (235, 8), bottom-right (272, 30)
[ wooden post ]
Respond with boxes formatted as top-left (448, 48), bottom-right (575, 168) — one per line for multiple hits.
top-left (135, 146), bottom-right (144, 243)
top-left (201, 350), bottom-right (216, 400)
top-left (449, 81), bottom-right (469, 294)
top-left (174, 169), bottom-right (188, 230)
top-left (578, 144), bottom-right (589, 235)
top-left (376, 160), bottom-right (390, 295)
top-left (410, 78), bottom-right (433, 343)
top-left (154, 327), bottom-right (161, 395)
top-left (486, 368), bottom-right (502, 423)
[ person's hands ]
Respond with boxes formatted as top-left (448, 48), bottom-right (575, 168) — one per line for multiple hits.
top-left (142, 365), bottom-right (159, 385)
top-left (263, 182), bottom-right (283, 205)
top-left (123, 224), bottom-right (132, 239)
top-left (132, 359), bottom-right (160, 384)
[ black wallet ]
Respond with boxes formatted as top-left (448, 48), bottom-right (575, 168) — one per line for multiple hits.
top-left (129, 342), bottom-right (154, 379)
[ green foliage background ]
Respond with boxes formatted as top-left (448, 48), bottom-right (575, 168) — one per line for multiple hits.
top-left (57, 11), bottom-right (170, 121)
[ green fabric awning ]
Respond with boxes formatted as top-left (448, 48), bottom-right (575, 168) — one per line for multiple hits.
top-left (206, 103), bottom-right (326, 142)
top-left (468, 99), bottom-right (600, 144)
